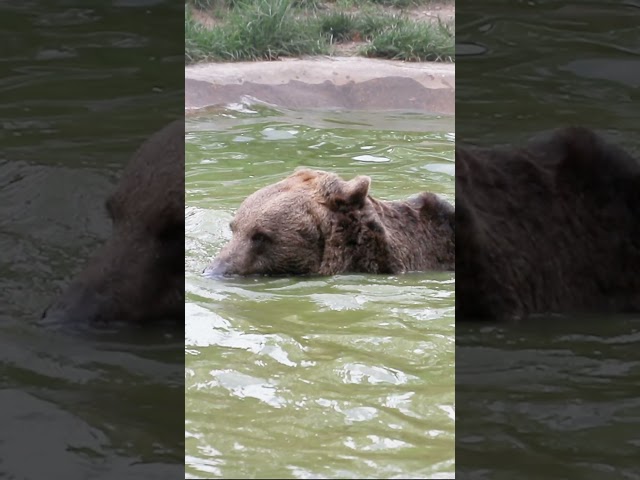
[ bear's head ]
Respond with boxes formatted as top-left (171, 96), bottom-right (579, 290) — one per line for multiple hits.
top-left (40, 120), bottom-right (185, 328)
top-left (205, 168), bottom-right (379, 277)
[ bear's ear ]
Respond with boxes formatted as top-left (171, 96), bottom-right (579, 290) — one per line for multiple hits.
top-left (342, 175), bottom-right (371, 206)
top-left (319, 173), bottom-right (371, 211)
top-left (327, 175), bottom-right (371, 210)
top-left (291, 167), bottom-right (321, 183)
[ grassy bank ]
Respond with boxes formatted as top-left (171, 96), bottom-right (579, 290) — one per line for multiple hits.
top-left (185, 0), bottom-right (455, 63)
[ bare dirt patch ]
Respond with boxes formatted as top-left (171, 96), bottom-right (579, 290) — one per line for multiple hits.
top-left (189, 8), bottom-right (219, 28)
top-left (411, 3), bottom-right (455, 22)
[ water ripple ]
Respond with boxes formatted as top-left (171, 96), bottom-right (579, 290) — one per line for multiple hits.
top-left (186, 109), bottom-right (455, 479)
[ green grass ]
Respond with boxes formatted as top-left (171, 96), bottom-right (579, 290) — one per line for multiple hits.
top-left (185, 0), bottom-right (455, 63)
top-left (332, 0), bottom-right (454, 8)
top-left (187, 0), bottom-right (322, 11)
top-left (186, 0), bottom-right (328, 62)
top-left (319, 11), bottom-right (405, 42)
top-left (368, 0), bottom-right (418, 8)
top-left (187, 0), bottom-right (215, 9)
top-left (187, 0), bottom-right (245, 9)
top-left (363, 18), bottom-right (454, 61)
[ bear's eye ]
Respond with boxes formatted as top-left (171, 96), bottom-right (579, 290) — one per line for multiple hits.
top-left (251, 231), bottom-right (271, 244)
top-left (296, 228), bottom-right (315, 241)
top-left (229, 220), bottom-right (236, 233)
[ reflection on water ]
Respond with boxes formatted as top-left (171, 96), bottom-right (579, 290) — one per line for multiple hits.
top-left (456, 1), bottom-right (640, 146)
top-left (457, 317), bottom-right (640, 480)
top-left (185, 106), bottom-right (455, 479)
top-left (456, 1), bottom-right (640, 477)
top-left (0, 1), bottom-right (182, 478)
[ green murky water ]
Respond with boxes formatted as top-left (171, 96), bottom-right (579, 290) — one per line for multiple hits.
top-left (185, 107), bottom-right (455, 479)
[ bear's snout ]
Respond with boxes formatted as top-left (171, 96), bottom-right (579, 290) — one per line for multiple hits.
top-left (39, 286), bottom-right (112, 329)
top-left (203, 256), bottom-right (231, 278)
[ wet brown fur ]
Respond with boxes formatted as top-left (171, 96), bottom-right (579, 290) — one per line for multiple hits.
top-left (207, 169), bottom-right (455, 277)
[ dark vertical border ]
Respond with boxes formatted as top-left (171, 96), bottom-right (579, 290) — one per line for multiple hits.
top-left (0, 1), bottom-right (184, 477)
top-left (456, 1), bottom-right (640, 478)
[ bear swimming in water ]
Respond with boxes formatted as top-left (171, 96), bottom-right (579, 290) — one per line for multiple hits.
top-left (206, 168), bottom-right (455, 277)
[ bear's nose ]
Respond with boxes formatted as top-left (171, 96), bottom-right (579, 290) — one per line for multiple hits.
top-left (203, 257), bottom-right (229, 278)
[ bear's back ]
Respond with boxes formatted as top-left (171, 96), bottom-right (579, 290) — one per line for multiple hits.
top-left (456, 127), bottom-right (640, 320)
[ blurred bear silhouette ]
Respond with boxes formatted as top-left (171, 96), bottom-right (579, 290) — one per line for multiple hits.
top-left (456, 126), bottom-right (640, 321)
top-left (41, 120), bottom-right (184, 328)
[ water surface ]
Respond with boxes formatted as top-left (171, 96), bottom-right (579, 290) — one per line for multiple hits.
top-left (185, 106), bottom-right (455, 479)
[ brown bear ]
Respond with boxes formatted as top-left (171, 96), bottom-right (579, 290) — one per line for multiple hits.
top-left (456, 126), bottom-right (640, 321)
top-left (40, 119), bottom-right (185, 327)
top-left (205, 168), bottom-right (455, 277)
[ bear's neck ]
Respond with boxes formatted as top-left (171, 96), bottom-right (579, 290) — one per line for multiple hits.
top-left (320, 195), bottom-right (454, 275)
top-left (369, 195), bottom-right (454, 272)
